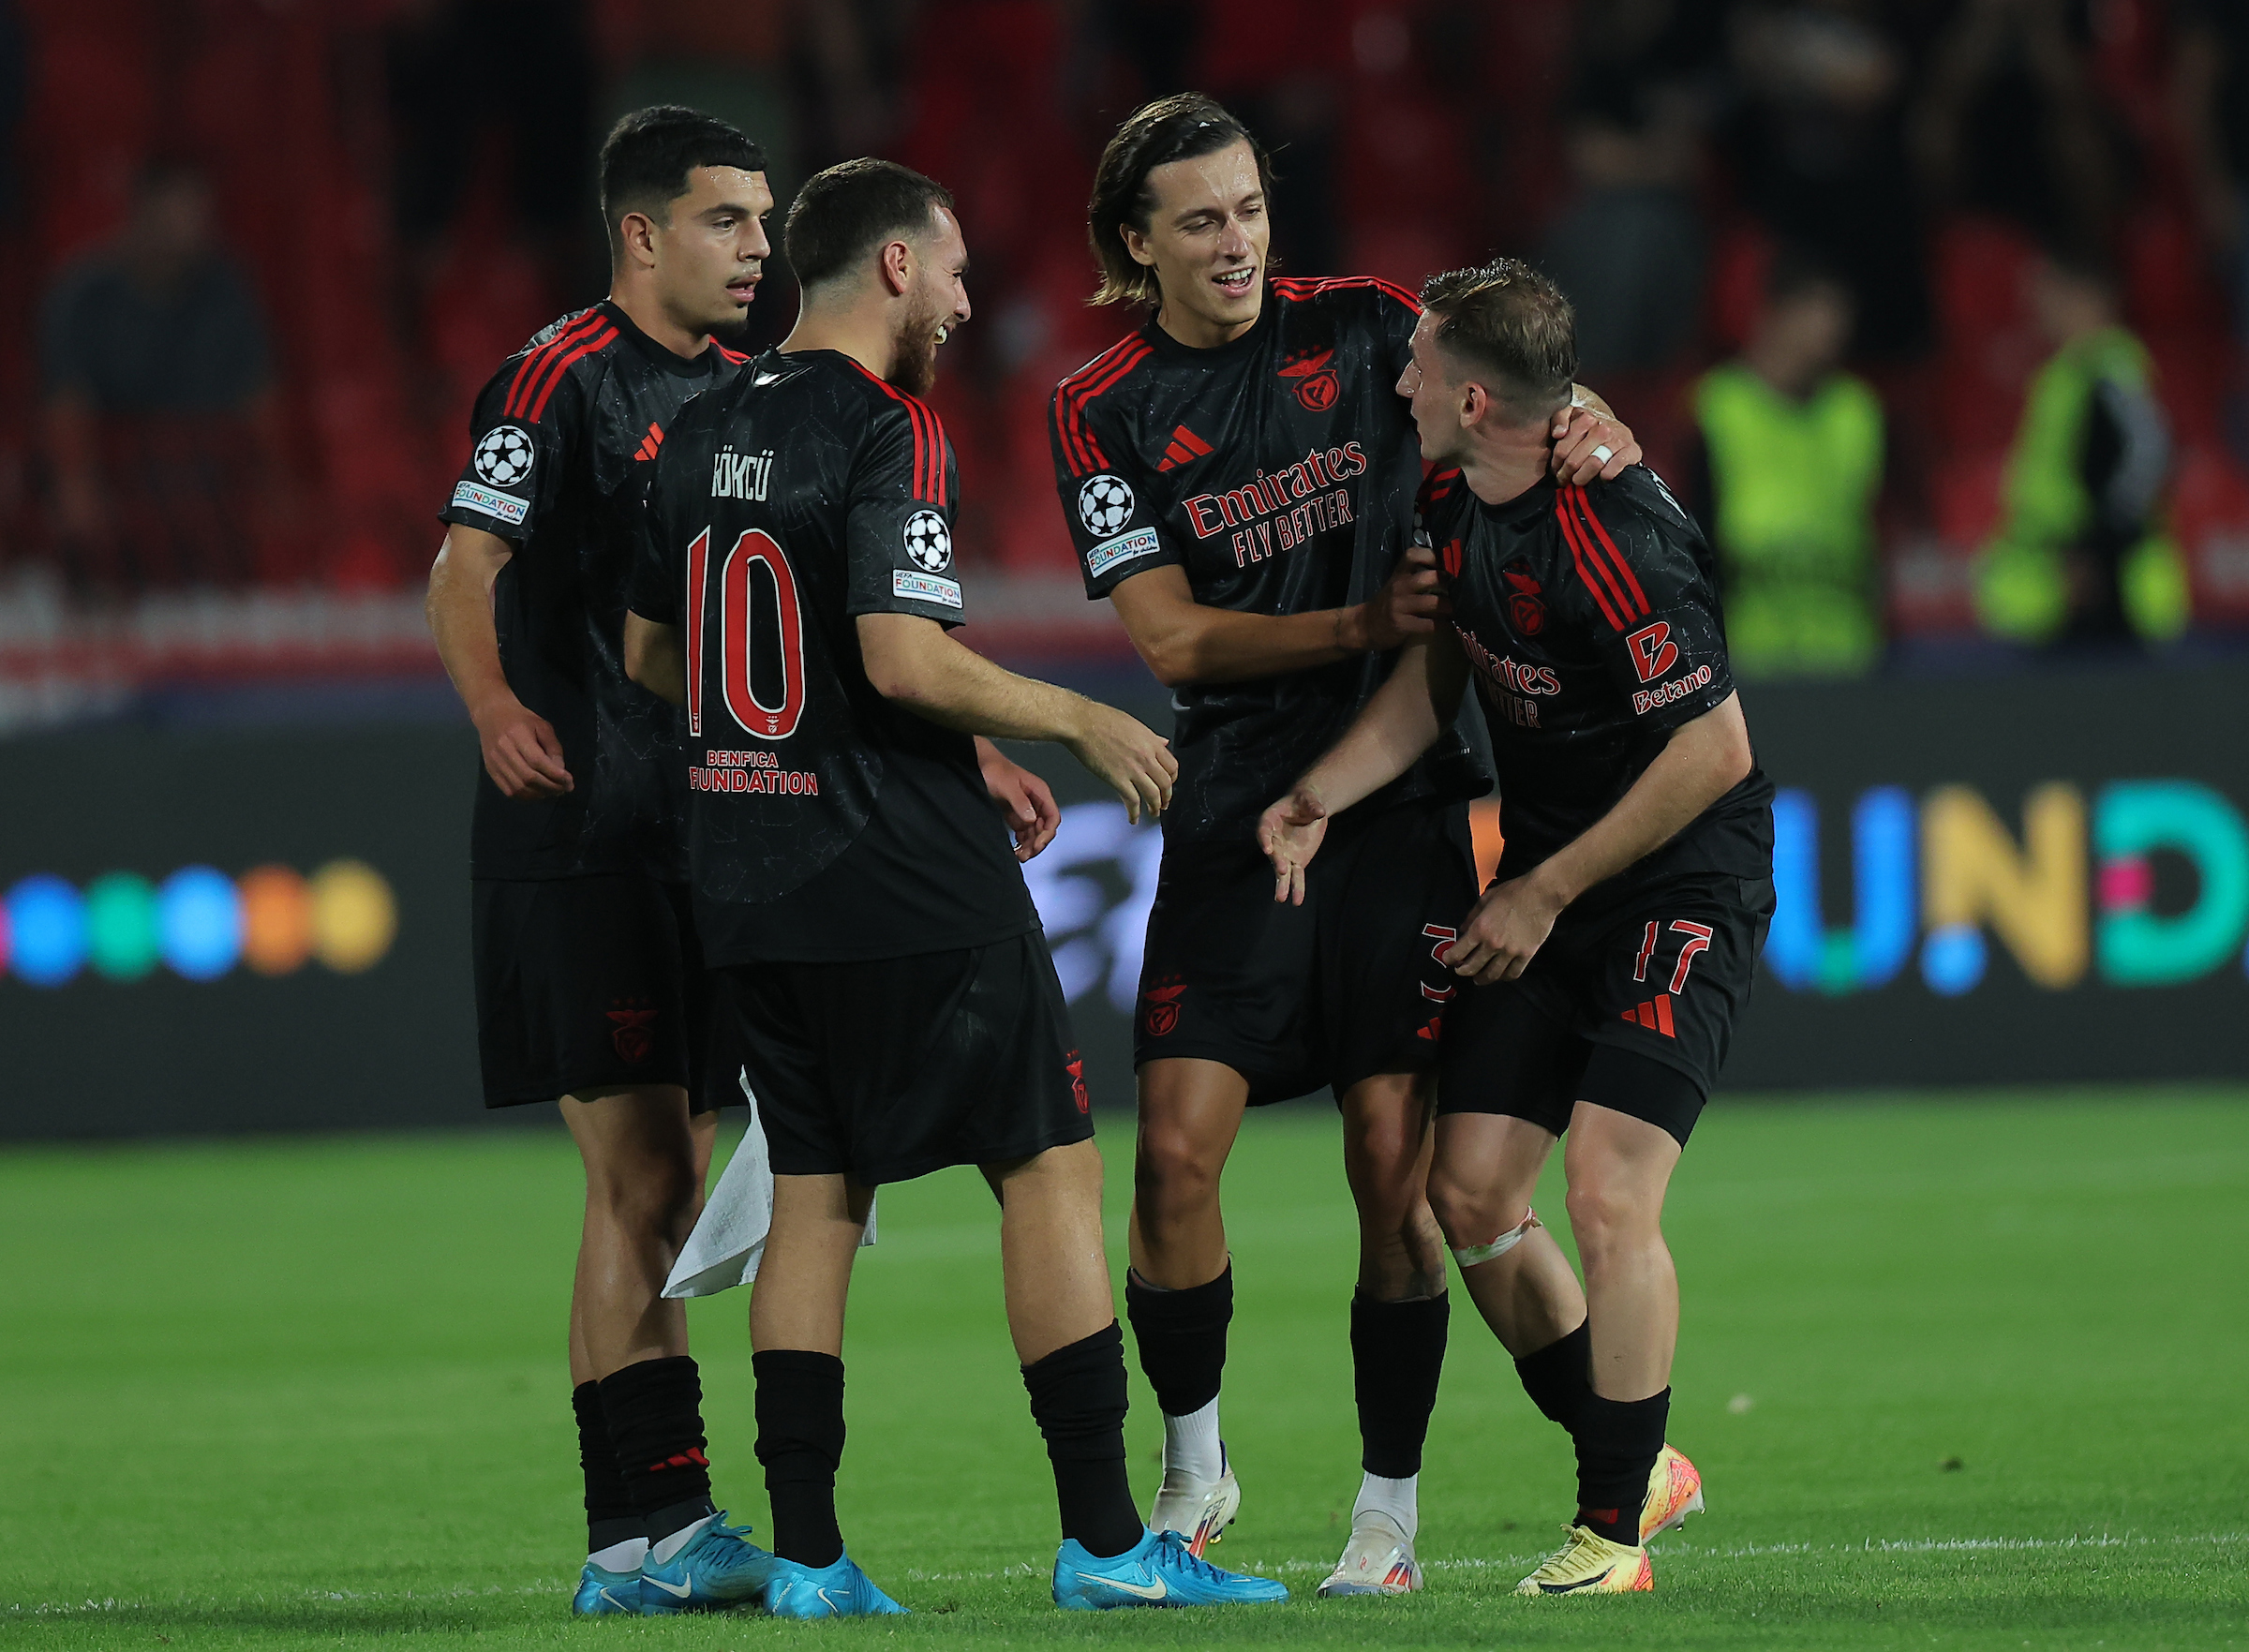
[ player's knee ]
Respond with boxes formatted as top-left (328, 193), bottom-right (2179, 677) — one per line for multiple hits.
top-left (593, 1148), bottom-right (699, 1236)
top-left (1563, 1172), bottom-right (1648, 1263)
top-left (1427, 1170), bottom-right (1521, 1251)
top-left (1342, 1113), bottom-right (1422, 1203)
top-left (1133, 1126), bottom-right (1219, 1224)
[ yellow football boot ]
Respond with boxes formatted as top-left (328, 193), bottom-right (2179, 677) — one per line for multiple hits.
top-left (1515, 1525), bottom-right (1654, 1596)
top-left (1641, 1443), bottom-right (1704, 1541)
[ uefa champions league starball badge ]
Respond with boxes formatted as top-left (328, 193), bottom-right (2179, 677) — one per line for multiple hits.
top-left (901, 510), bottom-right (952, 573)
top-left (1078, 473), bottom-right (1135, 536)
top-left (473, 425), bottom-right (536, 489)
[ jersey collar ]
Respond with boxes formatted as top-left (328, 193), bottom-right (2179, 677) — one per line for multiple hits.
top-left (1139, 290), bottom-right (1277, 363)
top-left (600, 299), bottom-right (723, 380)
top-left (1477, 474), bottom-right (1560, 529)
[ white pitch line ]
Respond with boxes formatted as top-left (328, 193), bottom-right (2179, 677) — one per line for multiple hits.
top-left (8, 1532), bottom-right (2242, 1615)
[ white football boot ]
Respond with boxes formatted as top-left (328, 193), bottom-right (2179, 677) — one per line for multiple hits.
top-left (1147, 1447), bottom-right (1242, 1557)
top-left (1317, 1507), bottom-right (1422, 1598)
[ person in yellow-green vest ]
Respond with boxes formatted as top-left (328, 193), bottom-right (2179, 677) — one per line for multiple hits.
top-left (1975, 249), bottom-right (2185, 647)
top-left (1687, 252), bottom-right (1885, 678)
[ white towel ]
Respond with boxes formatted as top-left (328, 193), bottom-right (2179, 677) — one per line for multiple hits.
top-left (663, 1070), bottom-right (875, 1299)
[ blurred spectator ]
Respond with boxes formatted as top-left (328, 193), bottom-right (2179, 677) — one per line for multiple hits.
top-left (1720, 0), bottom-right (1928, 358)
top-left (1974, 251), bottom-right (2184, 648)
top-left (1542, 0), bottom-right (1716, 379)
top-left (0, 0), bottom-right (22, 222)
top-left (386, 0), bottom-right (596, 288)
top-left (38, 161), bottom-right (289, 591)
top-left (1912, 0), bottom-right (2128, 259)
top-left (1541, 109), bottom-right (1706, 382)
top-left (2173, 0), bottom-right (2249, 458)
top-left (794, 0), bottom-right (916, 170)
top-left (1687, 250), bottom-right (1885, 677)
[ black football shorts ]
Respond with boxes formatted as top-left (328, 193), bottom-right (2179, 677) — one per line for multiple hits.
top-left (1133, 799), bottom-right (1479, 1107)
top-left (1438, 872), bottom-right (1774, 1147)
top-left (721, 930), bottom-right (1095, 1186)
top-left (471, 873), bottom-right (721, 1111)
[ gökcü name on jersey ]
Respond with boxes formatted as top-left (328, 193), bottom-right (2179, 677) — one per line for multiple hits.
top-left (710, 447), bottom-right (776, 500)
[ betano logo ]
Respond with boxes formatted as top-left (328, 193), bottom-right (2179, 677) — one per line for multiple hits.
top-left (1, 861), bottom-right (397, 989)
top-left (1771, 781), bottom-right (2249, 996)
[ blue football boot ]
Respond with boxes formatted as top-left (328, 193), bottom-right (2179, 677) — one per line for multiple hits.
top-left (636, 1512), bottom-right (775, 1615)
top-left (763, 1553), bottom-right (909, 1618)
top-left (571, 1558), bottom-right (643, 1616)
top-left (1052, 1526), bottom-right (1291, 1610)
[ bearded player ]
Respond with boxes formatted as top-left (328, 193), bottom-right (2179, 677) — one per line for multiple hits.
top-left (1260, 260), bottom-right (1773, 1596)
top-left (1048, 93), bottom-right (1641, 1597)
top-left (625, 157), bottom-right (1288, 1617)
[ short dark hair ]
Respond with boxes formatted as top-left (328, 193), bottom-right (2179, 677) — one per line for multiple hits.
top-left (1087, 93), bottom-right (1274, 307)
top-left (783, 158), bottom-right (956, 292)
top-left (1420, 260), bottom-right (1578, 422)
top-left (598, 106), bottom-right (765, 264)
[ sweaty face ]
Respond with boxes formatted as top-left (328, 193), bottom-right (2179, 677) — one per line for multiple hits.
top-left (1397, 312), bottom-right (1471, 468)
top-left (1129, 139), bottom-right (1269, 346)
top-left (889, 205), bottom-right (972, 396)
top-left (648, 166), bottom-right (774, 337)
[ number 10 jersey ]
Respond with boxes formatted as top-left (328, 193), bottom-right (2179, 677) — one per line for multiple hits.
top-left (628, 349), bottom-right (1036, 967)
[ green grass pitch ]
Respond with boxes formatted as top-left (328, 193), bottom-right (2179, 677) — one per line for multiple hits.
top-left (2, 1092), bottom-right (2245, 1650)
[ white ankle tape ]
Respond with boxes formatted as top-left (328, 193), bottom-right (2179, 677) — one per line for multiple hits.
top-left (1451, 1210), bottom-right (1541, 1269)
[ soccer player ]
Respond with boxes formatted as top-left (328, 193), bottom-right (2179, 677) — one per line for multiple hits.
top-left (1259, 260), bottom-right (1775, 1597)
top-left (621, 157), bottom-right (1289, 1618)
top-left (424, 107), bottom-right (1056, 1617)
top-left (1047, 92), bottom-right (1641, 1596)
top-left (424, 106), bottom-right (778, 1618)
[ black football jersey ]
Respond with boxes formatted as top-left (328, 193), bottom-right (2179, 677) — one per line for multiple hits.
top-left (439, 301), bottom-right (748, 881)
top-left (628, 349), bottom-right (1038, 967)
top-left (1049, 277), bottom-right (1482, 844)
top-left (1419, 464), bottom-right (1774, 886)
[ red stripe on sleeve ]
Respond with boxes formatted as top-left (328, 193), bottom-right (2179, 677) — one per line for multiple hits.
top-left (1063, 343), bottom-right (1147, 476)
top-left (1554, 493), bottom-right (1629, 631)
top-left (925, 408), bottom-right (949, 506)
top-left (1569, 487), bottom-right (1650, 617)
top-left (845, 359), bottom-right (948, 501)
top-left (525, 326), bottom-right (618, 423)
top-left (1271, 275), bottom-right (1422, 312)
top-left (1054, 336), bottom-right (1148, 476)
top-left (503, 313), bottom-right (604, 418)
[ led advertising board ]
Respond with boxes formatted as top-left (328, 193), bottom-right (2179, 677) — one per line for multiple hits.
top-left (1, 662), bottom-right (2241, 1139)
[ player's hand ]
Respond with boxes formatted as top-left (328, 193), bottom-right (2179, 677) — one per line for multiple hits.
top-left (1550, 406), bottom-right (1641, 485)
top-left (1257, 782), bottom-right (1332, 905)
top-left (976, 736), bottom-right (1061, 861)
top-left (1065, 701), bottom-right (1176, 825)
top-left (474, 697), bottom-right (573, 800)
top-left (1345, 543), bottom-right (1446, 652)
top-left (1448, 872), bottom-right (1568, 985)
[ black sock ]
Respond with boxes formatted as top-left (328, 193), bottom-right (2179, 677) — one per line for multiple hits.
top-left (754, 1349), bottom-right (846, 1569)
top-left (1022, 1322), bottom-right (1143, 1559)
top-left (599, 1355), bottom-right (717, 1544)
top-left (1124, 1264), bottom-right (1231, 1418)
top-left (1573, 1388), bottom-right (1669, 1545)
top-left (573, 1381), bottom-right (642, 1555)
top-left (1514, 1319), bottom-right (1592, 1435)
top-left (1351, 1292), bottom-right (1450, 1479)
